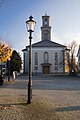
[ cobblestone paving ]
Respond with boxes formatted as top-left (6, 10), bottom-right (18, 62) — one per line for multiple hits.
top-left (0, 75), bottom-right (80, 120)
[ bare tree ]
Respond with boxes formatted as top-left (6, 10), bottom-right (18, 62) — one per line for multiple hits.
top-left (58, 40), bottom-right (77, 75)
top-left (66, 40), bottom-right (77, 75)
top-left (68, 40), bottom-right (77, 55)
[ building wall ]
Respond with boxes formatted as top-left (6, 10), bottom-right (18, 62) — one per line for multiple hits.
top-left (23, 47), bottom-right (67, 74)
top-left (23, 51), bottom-right (29, 74)
top-left (78, 52), bottom-right (80, 70)
top-left (32, 47), bottom-right (65, 74)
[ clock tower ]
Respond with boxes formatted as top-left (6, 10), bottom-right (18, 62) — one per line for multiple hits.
top-left (41, 14), bottom-right (51, 41)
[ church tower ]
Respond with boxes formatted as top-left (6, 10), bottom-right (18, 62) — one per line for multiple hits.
top-left (41, 14), bottom-right (51, 41)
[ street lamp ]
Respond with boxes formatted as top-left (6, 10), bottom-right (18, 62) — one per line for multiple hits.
top-left (26, 16), bottom-right (36, 104)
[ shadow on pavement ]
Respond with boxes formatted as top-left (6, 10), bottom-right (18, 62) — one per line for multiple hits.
top-left (55, 105), bottom-right (80, 112)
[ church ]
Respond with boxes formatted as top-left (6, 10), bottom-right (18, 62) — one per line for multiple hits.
top-left (22, 14), bottom-right (69, 75)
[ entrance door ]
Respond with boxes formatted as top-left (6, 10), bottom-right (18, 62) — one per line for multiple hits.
top-left (43, 66), bottom-right (49, 74)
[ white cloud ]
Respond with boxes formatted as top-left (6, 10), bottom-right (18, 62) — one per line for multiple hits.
top-left (65, 31), bottom-right (80, 45)
top-left (52, 33), bottom-right (59, 41)
top-left (51, 32), bottom-right (66, 45)
top-left (52, 31), bottom-right (80, 48)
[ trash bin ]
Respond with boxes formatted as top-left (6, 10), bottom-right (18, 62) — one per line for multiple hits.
top-left (0, 75), bottom-right (4, 86)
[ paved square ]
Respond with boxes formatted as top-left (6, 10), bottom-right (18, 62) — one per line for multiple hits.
top-left (0, 75), bottom-right (80, 120)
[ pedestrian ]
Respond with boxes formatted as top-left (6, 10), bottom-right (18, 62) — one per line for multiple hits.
top-left (12, 71), bottom-right (15, 81)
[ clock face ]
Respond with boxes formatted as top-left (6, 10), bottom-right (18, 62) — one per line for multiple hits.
top-left (44, 21), bottom-right (47, 25)
top-left (44, 18), bottom-right (48, 26)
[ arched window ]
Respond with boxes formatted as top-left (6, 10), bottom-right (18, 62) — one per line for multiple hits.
top-left (79, 62), bottom-right (80, 68)
top-left (35, 52), bottom-right (38, 66)
top-left (79, 56), bottom-right (80, 61)
top-left (55, 52), bottom-right (58, 70)
top-left (43, 30), bottom-right (49, 40)
top-left (44, 52), bottom-right (49, 63)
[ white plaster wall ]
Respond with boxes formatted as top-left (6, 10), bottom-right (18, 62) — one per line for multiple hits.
top-left (23, 51), bottom-right (29, 73)
top-left (32, 47), bottom-right (64, 73)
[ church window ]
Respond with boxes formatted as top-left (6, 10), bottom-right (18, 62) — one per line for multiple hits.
top-left (35, 52), bottom-right (38, 66)
top-left (54, 52), bottom-right (58, 70)
top-left (79, 56), bottom-right (80, 61)
top-left (45, 18), bottom-right (47, 22)
top-left (43, 30), bottom-right (49, 40)
top-left (44, 18), bottom-right (48, 27)
top-left (44, 52), bottom-right (49, 63)
top-left (24, 53), bottom-right (26, 72)
top-left (79, 62), bottom-right (80, 68)
top-left (34, 52), bottom-right (38, 71)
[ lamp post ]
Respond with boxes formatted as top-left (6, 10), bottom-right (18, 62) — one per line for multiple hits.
top-left (26, 16), bottom-right (36, 104)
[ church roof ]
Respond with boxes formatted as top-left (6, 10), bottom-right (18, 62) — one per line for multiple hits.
top-left (22, 40), bottom-right (66, 51)
top-left (32, 40), bottom-right (66, 47)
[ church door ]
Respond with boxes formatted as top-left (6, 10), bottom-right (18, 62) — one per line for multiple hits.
top-left (43, 66), bottom-right (49, 74)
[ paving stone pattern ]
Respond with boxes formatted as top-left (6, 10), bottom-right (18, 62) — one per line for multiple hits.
top-left (0, 75), bottom-right (80, 120)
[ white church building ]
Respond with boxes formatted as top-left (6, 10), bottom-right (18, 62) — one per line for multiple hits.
top-left (22, 14), bottom-right (69, 75)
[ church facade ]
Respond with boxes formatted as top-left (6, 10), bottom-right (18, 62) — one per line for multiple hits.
top-left (22, 14), bottom-right (69, 74)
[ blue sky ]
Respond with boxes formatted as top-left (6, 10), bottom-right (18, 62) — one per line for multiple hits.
top-left (0, 0), bottom-right (80, 58)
